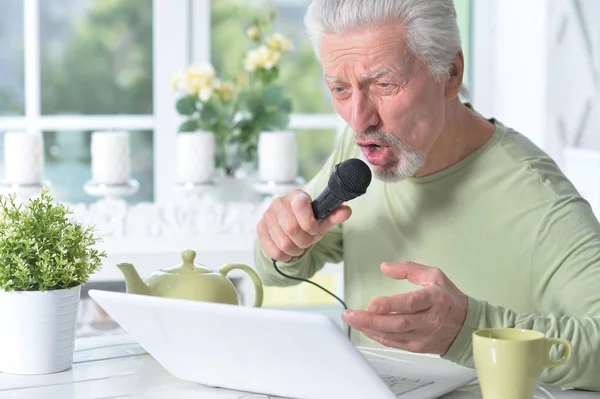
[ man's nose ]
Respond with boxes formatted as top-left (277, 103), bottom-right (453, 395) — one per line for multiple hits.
top-left (350, 92), bottom-right (379, 133)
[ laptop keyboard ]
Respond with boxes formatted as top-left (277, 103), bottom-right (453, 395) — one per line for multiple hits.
top-left (369, 357), bottom-right (434, 397)
top-left (380, 373), bottom-right (434, 396)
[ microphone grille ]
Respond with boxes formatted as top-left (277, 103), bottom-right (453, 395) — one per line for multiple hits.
top-left (328, 158), bottom-right (372, 202)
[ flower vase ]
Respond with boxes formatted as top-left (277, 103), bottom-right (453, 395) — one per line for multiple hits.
top-left (258, 130), bottom-right (298, 183)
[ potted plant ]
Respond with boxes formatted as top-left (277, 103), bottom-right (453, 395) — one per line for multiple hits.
top-left (0, 190), bottom-right (106, 374)
top-left (171, 64), bottom-right (237, 182)
top-left (170, 11), bottom-right (297, 183)
top-left (238, 16), bottom-right (298, 183)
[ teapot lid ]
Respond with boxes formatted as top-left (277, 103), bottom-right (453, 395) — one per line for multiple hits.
top-left (163, 249), bottom-right (213, 275)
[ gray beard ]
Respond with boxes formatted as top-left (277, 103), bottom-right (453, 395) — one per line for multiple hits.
top-left (355, 131), bottom-right (425, 182)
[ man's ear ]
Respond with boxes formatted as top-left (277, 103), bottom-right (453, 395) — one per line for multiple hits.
top-left (445, 50), bottom-right (464, 99)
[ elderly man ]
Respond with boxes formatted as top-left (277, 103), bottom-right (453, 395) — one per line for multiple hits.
top-left (253, 0), bottom-right (600, 391)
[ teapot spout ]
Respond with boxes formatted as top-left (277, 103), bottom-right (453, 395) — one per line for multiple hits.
top-left (117, 263), bottom-right (150, 295)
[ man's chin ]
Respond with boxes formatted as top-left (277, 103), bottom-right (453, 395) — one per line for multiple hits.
top-left (360, 156), bottom-right (407, 182)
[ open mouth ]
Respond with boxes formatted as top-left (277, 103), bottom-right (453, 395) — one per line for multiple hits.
top-left (358, 143), bottom-right (391, 166)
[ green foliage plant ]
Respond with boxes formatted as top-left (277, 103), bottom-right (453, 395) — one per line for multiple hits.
top-left (171, 10), bottom-right (295, 174)
top-left (0, 190), bottom-right (106, 292)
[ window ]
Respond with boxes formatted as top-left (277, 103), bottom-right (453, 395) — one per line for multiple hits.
top-left (0, 0), bottom-right (186, 205)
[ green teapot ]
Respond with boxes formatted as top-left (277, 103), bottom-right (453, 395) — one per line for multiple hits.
top-left (116, 249), bottom-right (263, 307)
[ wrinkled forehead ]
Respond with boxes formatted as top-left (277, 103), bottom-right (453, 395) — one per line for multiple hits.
top-left (318, 25), bottom-right (417, 81)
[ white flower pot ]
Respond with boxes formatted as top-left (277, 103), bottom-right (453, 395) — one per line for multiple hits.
top-left (176, 131), bottom-right (215, 184)
top-left (258, 130), bottom-right (298, 183)
top-left (0, 285), bottom-right (81, 374)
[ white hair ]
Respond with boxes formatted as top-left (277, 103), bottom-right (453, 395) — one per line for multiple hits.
top-left (304, 0), bottom-right (469, 97)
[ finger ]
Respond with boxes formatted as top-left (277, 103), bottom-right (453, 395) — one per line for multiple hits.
top-left (257, 221), bottom-right (292, 262)
top-left (268, 219), bottom-right (305, 257)
top-left (361, 329), bottom-right (429, 353)
top-left (275, 207), bottom-right (316, 250)
top-left (343, 310), bottom-right (428, 333)
top-left (290, 191), bottom-right (320, 236)
top-left (381, 261), bottom-right (447, 286)
top-left (367, 289), bottom-right (434, 314)
top-left (360, 329), bottom-right (407, 350)
top-left (317, 205), bottom-right (352, 234)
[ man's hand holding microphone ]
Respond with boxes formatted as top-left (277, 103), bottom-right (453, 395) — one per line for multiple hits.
top-left (256, 189), bottom-right (352, 263)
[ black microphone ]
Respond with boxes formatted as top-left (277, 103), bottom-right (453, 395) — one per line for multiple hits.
top-left (311, 158), bottom-right (372, 222)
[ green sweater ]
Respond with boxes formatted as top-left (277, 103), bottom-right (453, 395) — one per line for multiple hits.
top-left (254, 118), bottom-right (600, 391)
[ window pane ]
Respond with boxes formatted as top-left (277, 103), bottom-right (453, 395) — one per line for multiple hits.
top-left (0, 1), bottom-right (25, 116)
top-left (296, 129), bottom-right (337, 181)
top-left (41, 130), bottom-right (153, 204)
top-left (211, 0), bottom-right (334, 114)
top-left (39, 0), bottom-right (153, 115)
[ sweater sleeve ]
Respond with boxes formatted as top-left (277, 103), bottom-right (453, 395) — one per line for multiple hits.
top-left (253, 126), bottom-right (356, 286)
top-left (443, 194), bottom-right (600, 391)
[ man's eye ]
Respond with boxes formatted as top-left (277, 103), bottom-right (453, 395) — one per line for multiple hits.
top-left (379, 83), bottom-right (390, 88)
top-left (334, 87), bottom-right (345, 93)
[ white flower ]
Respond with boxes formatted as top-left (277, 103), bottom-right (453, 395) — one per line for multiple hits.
top-left (244, 45), bottom-right (281, 71)
top-left (198, 88), bottom-right (213, 102)
top-left (213, 80), bottom-right (236, 101)
top-left (170, 63), bottom-right (216, 96)
top-left (246, 26), bottom-right (261, 40)
top-left (267, 33), bottom-right (294, 52)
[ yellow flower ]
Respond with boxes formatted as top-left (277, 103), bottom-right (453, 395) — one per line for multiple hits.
top-left (186, 64), bottom-right (216, 96)
top-left (267, 33), bottom-right (294, 52)
top-left (244, 45), bottom-right (281, 71)
top-left (246, 26), bottom-right (261, 41)
top-left (214, 80), bottom-right (236, 101)
top-left (170, 64), bottom-right (216, 96)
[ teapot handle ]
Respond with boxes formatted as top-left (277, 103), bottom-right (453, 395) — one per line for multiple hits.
top-left (218, 264), bottom-right (264, 307)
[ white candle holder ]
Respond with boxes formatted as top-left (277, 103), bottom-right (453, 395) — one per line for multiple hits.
top-left (0, 181), bottom-right (53, 200)
top-left (253, 176), bottom-right (305, 197)
top-left (83, 179), bottom-right (140, 199)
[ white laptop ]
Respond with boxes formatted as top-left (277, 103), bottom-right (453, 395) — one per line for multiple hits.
top-left (88, 289), bottom-right (476, 399)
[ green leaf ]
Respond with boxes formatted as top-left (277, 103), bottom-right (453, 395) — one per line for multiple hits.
top-left (175, 95), bottom-right (198, 116)
top-left (200, 102), bottom-right (219, 126)
top-left (262, 110), bottom-right (289, 130)
top-left (263, 85), bottom-right (285, 107)
top-left (178, 120), bottom-right (198, 132)
top-left (280, 98), bottom-right (292, 114)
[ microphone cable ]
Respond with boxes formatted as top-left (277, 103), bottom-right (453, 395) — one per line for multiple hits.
top-left (272, 258), bottom-right (351, 339)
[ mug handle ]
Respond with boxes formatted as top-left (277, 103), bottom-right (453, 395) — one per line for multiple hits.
top-left (219, 264), bottom-right (264, 308)
top-left (544, 338), bottom-right (572, 367)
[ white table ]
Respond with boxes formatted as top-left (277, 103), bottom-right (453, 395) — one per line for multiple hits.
top-left (0, 334), bottom-right (598, 399)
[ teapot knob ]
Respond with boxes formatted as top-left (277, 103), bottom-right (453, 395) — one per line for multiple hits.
top-left (181, 249), bottom-right (196, 269)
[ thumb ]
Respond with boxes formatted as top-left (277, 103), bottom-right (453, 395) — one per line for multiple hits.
top-left (317, 205), bottom-right (352, 234)
top-left (380, 261), bottom-right (445, 286)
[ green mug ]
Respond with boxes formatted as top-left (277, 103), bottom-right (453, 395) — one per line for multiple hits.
top-left (473, 328), bottom-right (571, 399)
